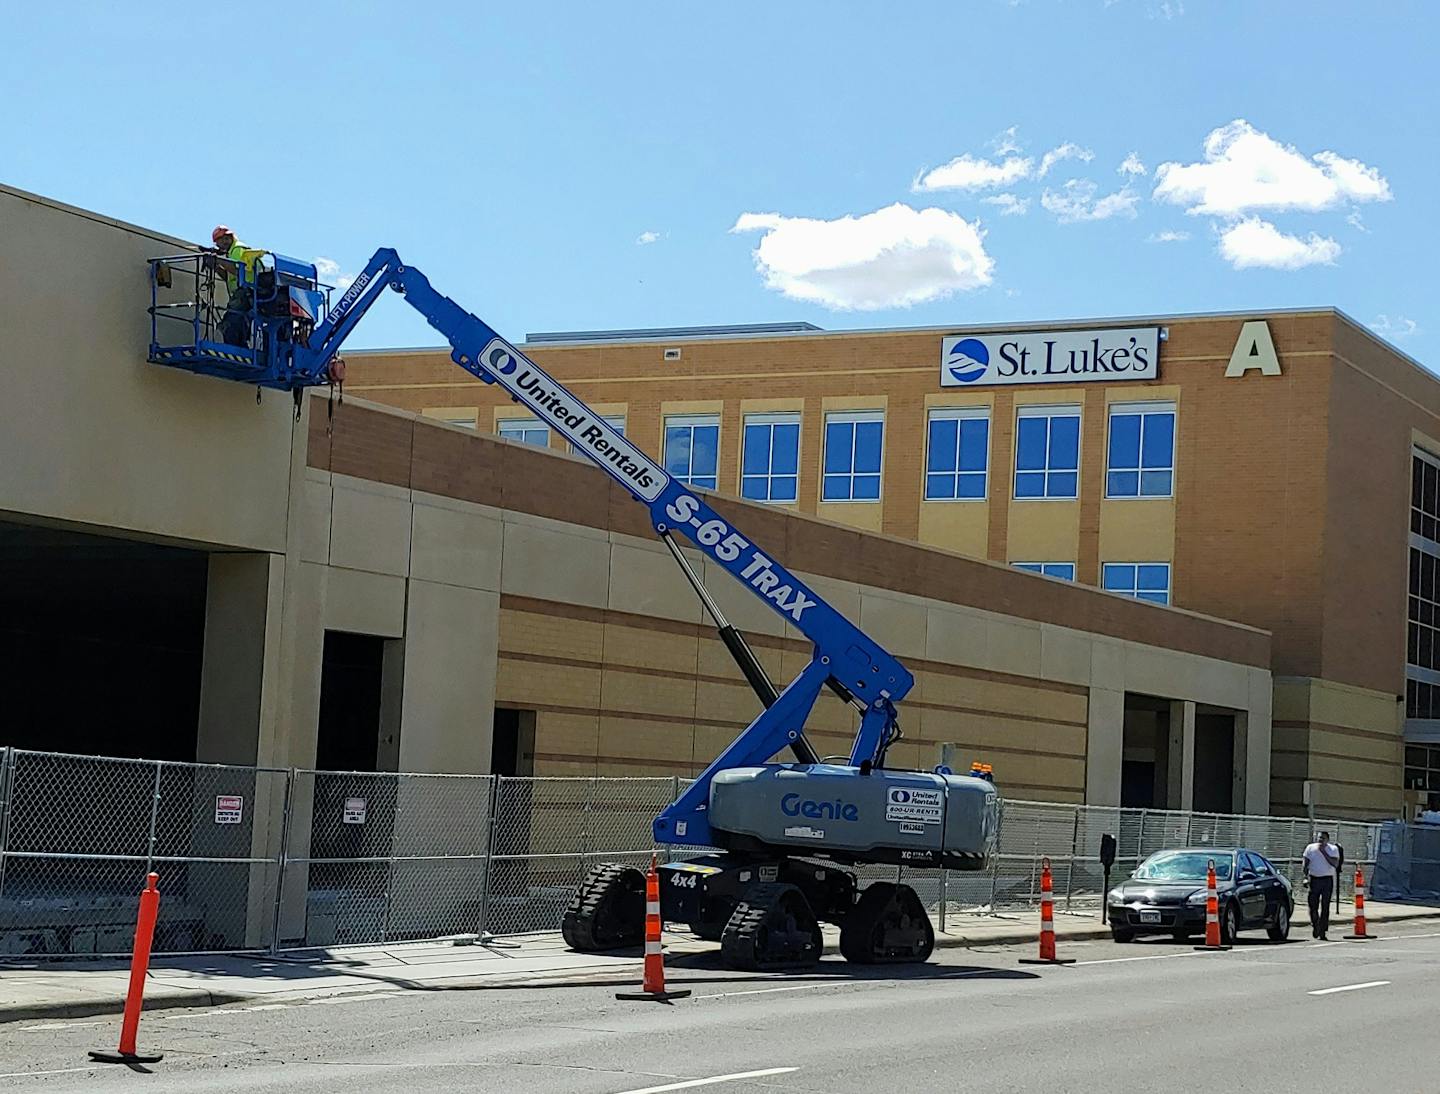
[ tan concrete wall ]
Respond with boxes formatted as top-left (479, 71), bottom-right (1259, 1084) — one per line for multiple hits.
top-left (0, 185), bottom-right (295, 551)
top-left (1272, 676), bottom-right (1404, 819)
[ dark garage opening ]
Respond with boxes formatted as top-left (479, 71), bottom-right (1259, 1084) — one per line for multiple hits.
top-left (315, 631), bottom-right (387, 773)
top-left (0, 520), bottom-right (207, 761)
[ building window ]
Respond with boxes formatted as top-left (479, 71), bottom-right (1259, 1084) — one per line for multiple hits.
top-left (741, 413), bottom-right (800, 502)
top-left (1107, 402), bottom-right (1175, 498)
top-left (569, 414), bottom-right (624, 454)
top-left (437, 415), bottom-right (477, 429)
top-left (1015, 405), bottom-right (1080, 499)
top-left (1405, 745), bottom-right (1440, 799)
top-left (1102, 562), bottom-right (1171, 604)
top-left (1408, 448), bottom-right (1440, 721)
top-left (1013, 562), bottom-right (1076, 581)
top-left (498, 417), bottom-right (549, 448)
top-left (925, 407), bottom-right (989, 500)
top-left (664, 414), bottom-right (720, 489)
top-left (823, 411), bottom-right (884, 501)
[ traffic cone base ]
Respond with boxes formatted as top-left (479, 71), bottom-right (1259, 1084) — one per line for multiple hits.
top-left (615, 988), bottom-right (693, 1002)
top-left (1019, 956), bottom-right (1076, 965)
top-left (88, 1050), bottom-right (164, 1065)
top-left (1192, 943), bottom-right (1232, 951)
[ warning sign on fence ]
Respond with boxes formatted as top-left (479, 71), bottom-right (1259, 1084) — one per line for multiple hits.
top-left (343, 798), bottom-right (367, 825)
top-left (214, 795), bottom-right (244, 824)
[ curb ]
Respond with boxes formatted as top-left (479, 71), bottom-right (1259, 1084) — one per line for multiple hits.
top-left (4, 909), bottom-right (1437, 1023)
top-left (0, 988), bottom-right (254, 1026)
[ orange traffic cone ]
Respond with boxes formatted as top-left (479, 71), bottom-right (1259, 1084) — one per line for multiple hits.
top-left (616, 855), bottom-right (691, 1002)
top-left (1344, 866), bottom-right (1377, 940)
top-left (1193, 858), bottom-right (1231, 952)
top-left (1020, 857), bottom-right (1075, 966)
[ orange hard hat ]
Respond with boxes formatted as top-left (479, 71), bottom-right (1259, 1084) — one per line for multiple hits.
top-left (212, 225), bottom-right (233, 245)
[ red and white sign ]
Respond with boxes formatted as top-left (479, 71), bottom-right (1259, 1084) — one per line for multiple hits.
top-left (215, 795), bottom-right (244, 824)
top-left (343, 798), bottom-right (367, 825)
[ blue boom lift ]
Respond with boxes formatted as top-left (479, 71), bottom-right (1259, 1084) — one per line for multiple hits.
top-left (147, 245), bottom-right (1001, 969)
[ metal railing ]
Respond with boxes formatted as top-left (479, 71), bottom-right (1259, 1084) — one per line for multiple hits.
top-left (0, 747), bottom-right (1388, 958)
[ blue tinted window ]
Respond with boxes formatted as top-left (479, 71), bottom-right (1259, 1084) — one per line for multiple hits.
top-left (1014, 562), bottom-right (1075, 580)
top-left (498, 418), bottom-right (550, 449)
top-left (823, 413), bottom-right (885, 502)
top-left (925, 410), bottom-right (989, 500)
top-left (1102, 562), bottom-right (1171, 604)
top-left (1107, 405), bottom-right (1175, 498)
top-left (1013, 407), bottom-right (1081, 498)
top-left (742, 415), bottom-right (800, 502)
top-left (664, 416), bottom-right (719, 489)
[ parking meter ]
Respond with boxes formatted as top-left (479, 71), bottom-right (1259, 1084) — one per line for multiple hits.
top-left (1099, 833), bottom-right (1117, 922)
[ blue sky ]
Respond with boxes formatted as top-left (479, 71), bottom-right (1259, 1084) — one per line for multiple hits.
top-left (3, 1), bottom-right (1434, 358)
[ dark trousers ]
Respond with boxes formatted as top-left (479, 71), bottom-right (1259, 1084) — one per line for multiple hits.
top-left (221, 286), bottom-right (253, 347)
top-left (1308, 874), bottom-right (1334, 937)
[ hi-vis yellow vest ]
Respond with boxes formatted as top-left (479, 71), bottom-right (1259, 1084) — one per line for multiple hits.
top-left (224, 241), bottom-right (266, 292)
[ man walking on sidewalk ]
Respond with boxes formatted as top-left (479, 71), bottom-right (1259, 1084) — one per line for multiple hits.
top-left (1302, 830), bottom-right (1340, 940)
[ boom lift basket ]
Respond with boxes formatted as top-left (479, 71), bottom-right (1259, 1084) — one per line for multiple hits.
top-left (147, 252), bottom-right (336, 391)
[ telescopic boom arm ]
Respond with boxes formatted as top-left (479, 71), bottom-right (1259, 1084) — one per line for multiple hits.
top-left (302, 249), bottom-right (916, 847)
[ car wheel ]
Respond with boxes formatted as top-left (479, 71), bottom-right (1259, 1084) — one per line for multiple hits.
top-left (1220, 902), bottom-right (1240, 945)
top-left (1111, 927), bottom-right (1134, 943)
top-left (1267, 901), bottom-right (1291, 942)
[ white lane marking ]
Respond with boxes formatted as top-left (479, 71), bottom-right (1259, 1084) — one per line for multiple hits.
top-left (0, 1066), bottom-right (102, 1079)
top-left (1309, 980), bottom-right (1391, 996)
top-left (615, 1067), bottom-right (800, 1093)
top-left (18, 1021), bottom-right (104, 1031)
top-left (245, 1003), bottom-right (293, 1011)
top-left (696, 985), bottom-right (826, 1001)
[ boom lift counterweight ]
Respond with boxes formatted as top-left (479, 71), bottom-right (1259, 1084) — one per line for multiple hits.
top-left (146, 244), bottom-right (1000, 969)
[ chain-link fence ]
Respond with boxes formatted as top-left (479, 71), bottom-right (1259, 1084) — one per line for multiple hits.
top-left (0, 748), bottom-right (1391, 958)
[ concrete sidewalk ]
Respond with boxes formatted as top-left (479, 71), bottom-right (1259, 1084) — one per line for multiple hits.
top-left (3, 900), bottom-right (1436, 1024)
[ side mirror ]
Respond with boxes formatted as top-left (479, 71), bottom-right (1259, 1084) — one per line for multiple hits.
top-left (1238, 869), bottom-right (1257, 881)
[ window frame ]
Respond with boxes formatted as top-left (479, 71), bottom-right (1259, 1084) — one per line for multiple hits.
top-left (739, 412), bottom-right (801, 504)
top-left (496, 416), bottom-right (550, 449)
top-left (1101, 561), bottom-right (1172, 605)
top-left (821, 409), bottom-right (885, 503)
top-left (924, 405), bottom-right (991, 502)
top-left (1105, 400), bottom-right (1176, 500)
top-left (663, 413), bottom-right (721, 490)
top-left (1013, 403), bottom-right (1082, 501)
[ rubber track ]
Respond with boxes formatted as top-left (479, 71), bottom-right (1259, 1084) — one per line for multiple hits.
top-left (719, 882), bottom-right (820, 971)
top-left (561, 863), bottom-right (643, 952)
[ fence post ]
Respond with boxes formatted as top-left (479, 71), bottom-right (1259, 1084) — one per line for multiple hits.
top-left (1064, 807), bottom-right (1081, 912)
top-left (475, 775), bottom-right (502, 940)
top-left (143, 761), bottom-right (163, 876)
top-left (269, 768), bottom-right (297, 956)
top-left (381, 775), bottom-right (401, 944)
top-left (938, 864), bottom-right (948, 933)
top-left (1137, 809), bottom-right (1148, 860)
top-left (0, 748), bottom-right (12, 906)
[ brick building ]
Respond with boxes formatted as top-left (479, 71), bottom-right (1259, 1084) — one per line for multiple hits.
top-left (347, 311), bottom-right (1440, 819)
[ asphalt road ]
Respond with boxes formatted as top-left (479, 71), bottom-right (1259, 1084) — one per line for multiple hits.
top-left (4, 924), bottom-right (1438, 1093)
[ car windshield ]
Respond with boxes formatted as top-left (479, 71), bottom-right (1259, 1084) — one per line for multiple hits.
top-left (1134, 851), bottom-right (1233, 881)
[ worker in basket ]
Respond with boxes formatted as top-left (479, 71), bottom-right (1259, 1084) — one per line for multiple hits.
top-left (209, 225), bottom-right (268, 347)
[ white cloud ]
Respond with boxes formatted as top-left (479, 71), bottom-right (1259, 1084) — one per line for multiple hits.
top-left (1371, 314), bottom-right (1419, 340)
top-left (1118, 152), bottom-right (1147, 177)
top-left (1147, 230), bottom-right (1190, 243)
top-left (636, 230), bottom-right (661, 245)
top-left (1346, 211), bottom-right (1369, 233)
top-left (1040, 179), bottom-right (1140, 223)
top-left (313, 256), bottom-right (354, 289)
top-left (1037, 142), bottom-right (1094, 178)
top-left (1154, 119), bottom-right (1391, 217)
top-left (731, 203), bottom-right (994, 311)
top-left (991, 126), bottom-right (1022, 156)
top-left (982, 193), bottom-right (1030, 216)
top-left (1216, 217), bottom-right (1340, 270)
top-left (914, 153), bottom-right (1032, 192)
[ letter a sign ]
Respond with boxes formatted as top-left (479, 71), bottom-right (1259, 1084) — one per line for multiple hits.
top-left (1225, 320), bottom-right (1282, 378)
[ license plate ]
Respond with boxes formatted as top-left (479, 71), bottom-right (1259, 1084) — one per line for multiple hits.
top-left (1139, 910), bottom-right (1162, 924)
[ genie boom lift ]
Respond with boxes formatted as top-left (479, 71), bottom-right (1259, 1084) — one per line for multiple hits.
top-left (146, 245), bottom-right (1001, 969)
